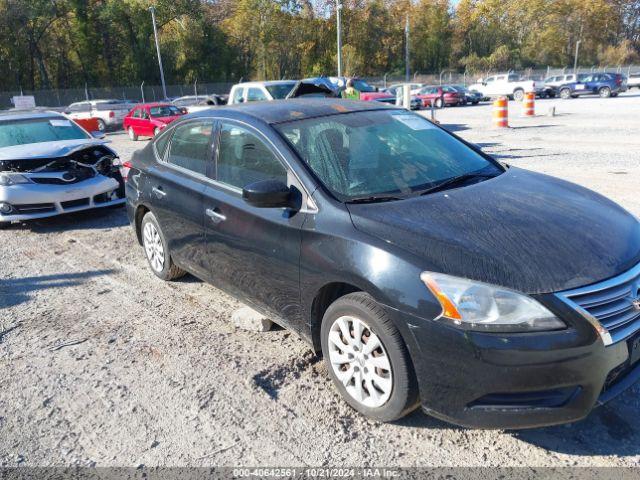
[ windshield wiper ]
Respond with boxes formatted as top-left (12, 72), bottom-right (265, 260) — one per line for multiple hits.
top-left (347, 194), bottom-right (404, 204)
top-left (418, 172), bottom-right (498, 197)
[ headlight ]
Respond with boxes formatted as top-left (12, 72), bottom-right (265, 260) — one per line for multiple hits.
top-left (421, 272), bottom-right (566, 332)
top-left (0, 173), bottom-right (31, 186)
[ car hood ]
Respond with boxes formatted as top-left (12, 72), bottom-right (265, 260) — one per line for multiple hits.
top-left (0, 138), bottom-right (109, 161)
top-left (347, 167), bottom-right (640, 294)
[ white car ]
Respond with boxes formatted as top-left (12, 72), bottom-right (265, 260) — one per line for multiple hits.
top-left (228, 81), bottom-right (297, 104)
top-left (172, 95), bottom-right (226, 113)
top-left (65, 99), bottom-right (134, 132)
top-left (0, 111), bottom-right (125, 228)
top-left (627, 72), bottom-right (640, 89)
top-left (542, 73), bottom-right (586, 88)
top-left (468, 73), bottom-right (539, 101)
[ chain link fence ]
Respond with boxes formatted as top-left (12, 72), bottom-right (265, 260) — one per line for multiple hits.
top-left (367, 65), bottom-right (640, 88)
top-left (0, 82), bottom-right (234, 109)
top-left (2, 64), bottom-right (639, 109)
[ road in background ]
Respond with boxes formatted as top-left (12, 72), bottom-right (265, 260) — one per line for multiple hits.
top-left (1, 92), bottom-right (639, 467)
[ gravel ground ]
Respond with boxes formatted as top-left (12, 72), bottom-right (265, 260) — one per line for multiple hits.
top-left (1, 92), bottom-right (639, 468)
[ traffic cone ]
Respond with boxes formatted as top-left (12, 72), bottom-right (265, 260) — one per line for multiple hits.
top-left (523, 91), bottom-right (535, 116)
top-left (492, 97), bottom-right (509, 128)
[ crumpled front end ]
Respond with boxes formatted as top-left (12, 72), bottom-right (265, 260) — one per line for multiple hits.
top-left (0, 144), bottom-right (125, 222)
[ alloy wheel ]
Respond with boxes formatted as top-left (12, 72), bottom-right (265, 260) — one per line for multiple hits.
top-left (143, 221), bottom-right (165, 273)
top-left (327, 315), bottom-right (393, 408)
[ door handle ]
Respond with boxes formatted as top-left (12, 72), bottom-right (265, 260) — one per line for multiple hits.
top-left (152, 187), bottom-right (166, 198)
top-left (205, 208), bottom-right (226, 224)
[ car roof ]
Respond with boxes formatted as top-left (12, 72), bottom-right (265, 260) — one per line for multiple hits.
top-left (135, 102), bottom-right (174, 108)
top-left (187, 98), bottom-right (398, 125)
top-left (0, 110), bottom-right (64, 122)
top-left (233, 80), bottom-right (297, 88)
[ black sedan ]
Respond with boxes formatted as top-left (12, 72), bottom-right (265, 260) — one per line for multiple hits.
top-left (125, 99), bottom-right (640, 428)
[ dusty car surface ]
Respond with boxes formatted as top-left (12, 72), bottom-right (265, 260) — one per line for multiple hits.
top-left (125, 99), bottom-right (640, 428)
top-left (0, 111), bottom-right (125, 228)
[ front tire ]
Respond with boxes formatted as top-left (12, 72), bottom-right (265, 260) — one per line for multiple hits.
top-left (321, 292), bottom-right (419, 422)
top-left (141, 212), bottom-right (186, 281)
top-left (0, 221), bottom-right (10, 230)
top-left (96, 119), bottom-right (106, 132)
top-left (154, 127), bottom-right (161, 137)
top-left (434, 97), bottom-right (444, 109)
top-left (599, 87), bottom-right (611, 98)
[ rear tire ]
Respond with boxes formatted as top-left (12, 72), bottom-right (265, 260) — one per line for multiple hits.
top-left (141, 212), bottom-right (186, 281)
top-left (434, 98), bottom-right (443, 109)
top-left (154, 127), bottom-right (161, 137)
top-left (0, 221), bottom-right (10, 230)
top-left (96, 119), bottom-right (106, 132)
top-left (128, 127), bottom-right (138, 141)
top-left (513, 89), bottom-right (525, 101)
top-left (599, 87), bottom-right (611, 98)
top-left (321, 292), bottom-right (419, 422)
top-left (560, 88), bottom-right (572, 99)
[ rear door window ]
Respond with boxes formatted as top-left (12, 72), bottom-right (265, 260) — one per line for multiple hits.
top-left (166, 120), bottom-right (215, 176)
top-left (246, 88), bottom-right (268, 102)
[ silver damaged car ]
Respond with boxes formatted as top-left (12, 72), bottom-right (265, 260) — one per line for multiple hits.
top-left (0, 111), bottom-right (125, 228)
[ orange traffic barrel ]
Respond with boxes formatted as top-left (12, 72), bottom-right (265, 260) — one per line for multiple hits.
top-left (523, 91), bottom-right (535, 116)
top-left (492, 96), bottom-right (508, 128)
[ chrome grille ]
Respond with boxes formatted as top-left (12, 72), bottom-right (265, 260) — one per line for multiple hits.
top-left (558, 262), bottom-right (640, 344)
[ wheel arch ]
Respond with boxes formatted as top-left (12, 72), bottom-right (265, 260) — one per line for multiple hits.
top-left (310, 282), bottom-right (362, 352)
top-left (134, 203), bottom-right (151, 245)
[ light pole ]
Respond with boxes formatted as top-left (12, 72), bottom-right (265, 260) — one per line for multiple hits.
top-left (149, 6), bottom-right (167, 100)
top-left (405, 15), bottom-right (410, 82)
top-left (336, 0), bottom-right (343, 78)
top-left (573, 40), bottom-right (581, 74)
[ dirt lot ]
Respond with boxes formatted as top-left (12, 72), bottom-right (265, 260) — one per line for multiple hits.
top-left (1, 92), bottom-right (640, 467)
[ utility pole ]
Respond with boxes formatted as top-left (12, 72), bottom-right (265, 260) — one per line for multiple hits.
top-left (149, 6), bottom-right (167, 100)
top-left (405, 15), bottom-right (410, 82)
top-left (336, 0), bottom-right (343, 77)
top-left (573, 40), bottom-right (582, 74)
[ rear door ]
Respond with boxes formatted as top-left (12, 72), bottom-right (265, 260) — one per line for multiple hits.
top-left (146, 119), bottom-right (216, 274)
top-left (200, 120), bottom-right (306, 325)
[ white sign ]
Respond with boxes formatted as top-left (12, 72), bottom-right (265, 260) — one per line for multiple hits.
top-left (12, 95), bottom-right (36, 110)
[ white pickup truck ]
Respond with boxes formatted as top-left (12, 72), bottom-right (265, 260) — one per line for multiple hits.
top-left (468, 74), bottom-right (540, 101)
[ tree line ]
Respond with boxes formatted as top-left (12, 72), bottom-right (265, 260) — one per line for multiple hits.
top-left (1, 0), bottom-right (638, 92)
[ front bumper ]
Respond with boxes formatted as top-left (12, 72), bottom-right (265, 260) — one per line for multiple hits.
top-left (389, 303), bottom-right (639, 429)
top-left (0, 175), bottom-right (124, 222)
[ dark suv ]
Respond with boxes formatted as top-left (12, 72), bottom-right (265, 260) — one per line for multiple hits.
top-left (125, 99), bottom-right (640, 429)
top-left (559, 72), bottom-right (628, 99)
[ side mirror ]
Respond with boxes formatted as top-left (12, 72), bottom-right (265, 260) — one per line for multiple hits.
top-left (91, 131), bottom-right (106, 139)
top-left (242, 179), bottom-right (292, 208)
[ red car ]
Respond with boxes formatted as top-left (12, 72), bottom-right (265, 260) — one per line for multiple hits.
top-left (415, 85), bottom-right (462, 108)
top-left (123, 103), bottom-right (185, 140)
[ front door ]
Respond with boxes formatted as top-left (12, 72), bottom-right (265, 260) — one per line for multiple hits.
top-left (201, 121), bottom-right (305, 326)
top-left (147, 119), bottom-right (215, 273)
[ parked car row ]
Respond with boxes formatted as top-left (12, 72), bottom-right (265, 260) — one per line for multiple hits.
top-left (72, 70), bottom-right (636, 143)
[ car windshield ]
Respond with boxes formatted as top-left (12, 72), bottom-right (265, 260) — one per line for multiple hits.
top-left (265, 83), bottom-right (296, 99)
top-left (352, 80), bottom-right (376, 92)
top-left (276, 110), bottom-right (502, 201)
top-left (0, 117), bottom-right (90, 148)
top-left (149, 105), bottom-right (182, 117)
